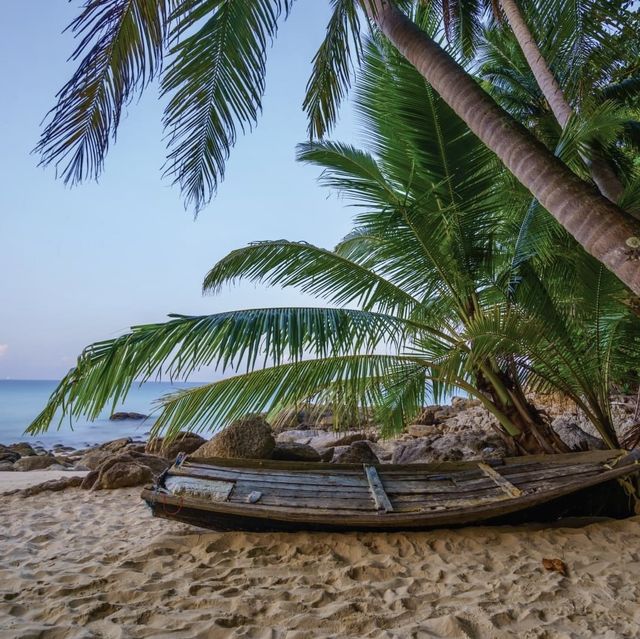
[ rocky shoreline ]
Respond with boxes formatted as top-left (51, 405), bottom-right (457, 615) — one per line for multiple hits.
top-left (2, 394), bottom-right (637, 497)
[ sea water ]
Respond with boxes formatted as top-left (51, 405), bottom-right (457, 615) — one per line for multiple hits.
top-left (0, 380), bottom-right (202, 449)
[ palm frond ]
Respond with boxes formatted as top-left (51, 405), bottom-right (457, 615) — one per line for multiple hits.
top-left (161, 0), bottom-right (291, 211)
top-left (26, 306), bottom-right (426, 435)
top-left (303, 0), bottom-right (362, 139)
top-left (202, 240), bottom-right (420, 315)
top-left (36, 0), bottom-right (173, 184)
top-left (151, 354), bottom-right (424, 439)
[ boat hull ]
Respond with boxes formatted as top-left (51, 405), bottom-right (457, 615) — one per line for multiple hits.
top-left (141, 449), bottom-right (640, 532)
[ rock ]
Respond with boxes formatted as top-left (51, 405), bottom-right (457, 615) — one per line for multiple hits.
top-left (413, 409), bottom-right (438, 425)
top-left (2, 476), bottom-right (84, 497)
top-left (109, 412), bottom-right (147, 421)
top-left (0, 461), bottom-right (15, 471)
top-left (0, 446), bottom-right (21, 464)
top-left (80, 450), bottom-right (113, 470)
top-left (194, 416), bottom-right (275, 460)
top-left (407, 424), bottom-right (436, 438)
top-left (392, 438), bottom-right (434, 464)
top-left (96, 462), bottom-right (153, 489)
top-left (81, 452), bottom-right (169, 490)
top-left (271, 442), bottom-right (321, 462)
top-left (331, 441), bottom-right (380, 465)
top-left (392, 431), bottom-right (507, 464)
top-left (100, 437), bottom-right (133, 452)
top-left (320, 447), bottom-right (334, 462)
top-left (13, 455), bottom-right (59, 471)
top-left (145, 432), bottom-right (207, 460)
top-left (552, 417), bottom-right (606, 451)
top-left (8, 442), bottom-right (37, 457)
top-left (329, 432), bottom-right (377, 448)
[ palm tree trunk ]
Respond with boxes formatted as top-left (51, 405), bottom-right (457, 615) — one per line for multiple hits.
top-left (363, 0), bottom-right (640, 295)
top-left (498, 0), bottom-right (625, 203)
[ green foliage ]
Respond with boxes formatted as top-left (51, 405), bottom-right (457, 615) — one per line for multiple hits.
top-left (30, 13), bottom-right (640, 447)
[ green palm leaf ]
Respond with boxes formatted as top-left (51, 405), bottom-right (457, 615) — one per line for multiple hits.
top-left (161, 0), bottom-right (292, 211)
top-left (303, 0), bottom-right (362, 139)
top-left (35, 0), bottom-right (173, 184)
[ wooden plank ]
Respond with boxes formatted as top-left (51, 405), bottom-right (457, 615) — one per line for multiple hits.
top-left (186, 448), bottom-right (622, 474)
top-left (142, 458), bottom-right (640, 530)
top-left (364, 465), bottom-right (394, 512)
top-left (478, 462), bottom-right (523, 498)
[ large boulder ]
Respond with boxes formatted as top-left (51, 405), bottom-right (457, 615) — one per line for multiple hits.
top-left (331, 441), bottom-right (380, 465)
top-left (145, 432), bottom-right (207, 460)
top-left (392, 431), bottom-right (507, 464)
top-left (9, 442), bottom-right (37, 457)
top-left (193, 416), bottom-right (275, 460)
top-left (81, 452), bottom-right (169, 490)
top-left (552, 417), bottom-right (606, 451)
top-left (100, 437), bottom-right (133, 452)
top-left (13, 454), bottom-right (60, 471)
top-left (0, 445), bottom-right (20, 464)
top-left (271, 442), bottom-right (321, 462)
top-left (79, 449), bottom-right (113, 470)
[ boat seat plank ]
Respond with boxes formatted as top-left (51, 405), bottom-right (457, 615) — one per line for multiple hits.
top-left (364, 465), bottom-right (394, 512)
top-left (477, 462), bottom-right (523, 498)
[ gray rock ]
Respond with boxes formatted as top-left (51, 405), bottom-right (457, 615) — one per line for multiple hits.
top-left (81, 452), bottom-right (169, 490)
top-left (146, 432), bottom-right (207, 460)
top-left (80, 450), bottom-right (113, 470)
top-left (8, 442), bottom-right (37, 457)
top-left (194, 415), bottom-right (275, 460)
top-left (552, 417), bottom-right (606, 451)
top-left (95, 461), bottom-right (152, 489)
top-left (271, 442), bottom-right (321, 462)
top-left (407, 424), bottom-right (436, 438)
top-left (109, 412), bottom-right (147, 421)
top-left (331, 441), bottom-right (380, 465)
top-left (100, 437), bottom-right (133, 452)
top-left (0, 446), bottom-right (20, 464)
top-left (13, 455), bottom-right (59, 471)
top-left (0, 461), bottom-right (15, 471)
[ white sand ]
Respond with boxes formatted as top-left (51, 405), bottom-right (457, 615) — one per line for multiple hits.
top-left (0, 470), bottom-right (89, 493)
top-left (1, 486), bottom-right (640, 638)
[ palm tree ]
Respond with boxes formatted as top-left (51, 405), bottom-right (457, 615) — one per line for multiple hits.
top-left (36, 0), bottom-right (640, 293)
top-left (29, 37), bottom-right (640, 453)
top-left (430, 0), bottom-right (633, 201)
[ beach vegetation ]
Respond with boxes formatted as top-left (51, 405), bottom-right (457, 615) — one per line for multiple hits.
top-left (29, 35), bottom-right (640, 454)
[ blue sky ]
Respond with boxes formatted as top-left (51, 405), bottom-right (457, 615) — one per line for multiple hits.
top-left (0, 1), bottom-right (359, 380)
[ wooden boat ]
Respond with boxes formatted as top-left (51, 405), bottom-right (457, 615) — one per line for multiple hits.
top-left (141, 449), bottom-right (640, 532)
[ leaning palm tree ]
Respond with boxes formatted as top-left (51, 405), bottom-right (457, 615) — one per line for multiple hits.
top-left (36, 0), bottom-right (640, 293)
top-left (29, 36), bottom-right (640, 453)
top-left (431, 0), bottom-right (636, 201)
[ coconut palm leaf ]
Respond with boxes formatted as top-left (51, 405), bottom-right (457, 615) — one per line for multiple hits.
top-left (303, 0), bottom-right (363, 139)
top-left (35, 0), bottom-right (173, 185)
top-left (203, 240), bottom-right (420, 316)
top-left (161, 0), bottom-right (292, 210)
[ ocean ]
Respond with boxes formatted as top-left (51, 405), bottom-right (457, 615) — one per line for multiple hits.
top-left (0, 380), bottom-right (203, 449)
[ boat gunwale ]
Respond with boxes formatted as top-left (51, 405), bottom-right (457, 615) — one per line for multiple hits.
top-left (141, 450), bottom-right (640, 528)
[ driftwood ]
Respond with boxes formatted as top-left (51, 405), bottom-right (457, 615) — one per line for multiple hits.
top-left (141, 449), bottom-right (640, 532)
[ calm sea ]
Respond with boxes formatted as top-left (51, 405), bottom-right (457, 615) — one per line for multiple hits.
top-left (0, 380), bottom-right (202, 449)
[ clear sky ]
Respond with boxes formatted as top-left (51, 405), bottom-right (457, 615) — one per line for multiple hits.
top-left (0, 1), bottom-right (359, 381)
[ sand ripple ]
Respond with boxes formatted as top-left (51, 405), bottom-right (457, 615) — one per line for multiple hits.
top-left (1, 488), bottom-right (640, 638)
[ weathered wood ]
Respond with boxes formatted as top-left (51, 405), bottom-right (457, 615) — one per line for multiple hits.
top-left (477, 462), bottom-right (523, 498)
top-left (141, 450), bottom-right (640, 532)
top-left (364, 465), bottom-right (394, 512)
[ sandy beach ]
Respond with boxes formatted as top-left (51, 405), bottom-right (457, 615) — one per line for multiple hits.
top-left (1, 476), bottom-right (640, 639)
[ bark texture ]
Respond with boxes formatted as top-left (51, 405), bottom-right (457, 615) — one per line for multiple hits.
top-left (364, 0), bottom-right (640, 294)
top-left (498, 0), bottom-right (625, 203)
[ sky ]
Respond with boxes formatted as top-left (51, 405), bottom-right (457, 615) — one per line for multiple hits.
top-left (0, 1), bottom-right (360, 381)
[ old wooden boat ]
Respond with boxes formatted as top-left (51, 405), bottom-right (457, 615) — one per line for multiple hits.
top-left (141, 449), bottom-right (640, 532)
